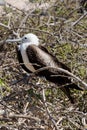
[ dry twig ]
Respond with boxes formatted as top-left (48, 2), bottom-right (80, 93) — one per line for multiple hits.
top-left (72, 11), bottom-right (87, 26)
top-left (29, 66), bottom-right (87, 90)
top-left (42, 88), bottom-right (58, 130)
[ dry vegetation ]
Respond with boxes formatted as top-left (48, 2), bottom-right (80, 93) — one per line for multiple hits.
top-left (0, 0), bottom-right (87, 130)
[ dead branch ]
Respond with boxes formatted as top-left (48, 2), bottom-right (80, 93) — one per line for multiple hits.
top-left (29, 66), bottom-right (87, 90)
top-left (67, 117), bottom-right (83, 130)
top-left (0, 101), bottom-right (19, 114)
top-left (72, 11), bottom-right (87, 26)
top-left (0, 114), bottom-right (40, 122)
top-left (17, 8), bottom-right (37, 34)
top-left (8, 114), bottom-right (40, 121)
top-left (2, 61), bottom-right (87, 89)
top-left (0, 22), bottom-right (19, 37)
top-left (42, 88), bottom-right (58, 130)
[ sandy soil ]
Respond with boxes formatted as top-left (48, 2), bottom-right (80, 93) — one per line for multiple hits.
top-left (0, 0), bottom-right (31, 15)
top-left (0, 0), bottom-right (50, 15)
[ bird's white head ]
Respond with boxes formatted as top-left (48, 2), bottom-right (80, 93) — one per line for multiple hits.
top-left (21, 33), bottom-right (39, 46)
top-left (6, 33), bottom-right (40, 46)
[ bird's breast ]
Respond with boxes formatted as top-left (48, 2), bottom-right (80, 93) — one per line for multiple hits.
top-left (20, 43), bottom-right (36, 72)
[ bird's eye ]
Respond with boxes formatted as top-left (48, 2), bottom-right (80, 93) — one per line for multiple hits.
top-left (24, 37), bottom-right (27, 39)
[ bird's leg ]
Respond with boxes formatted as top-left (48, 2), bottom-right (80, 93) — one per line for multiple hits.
top-left (10, 73), bottom-right (30, 85)
top-left (22, 73), bottom-right (30, 84)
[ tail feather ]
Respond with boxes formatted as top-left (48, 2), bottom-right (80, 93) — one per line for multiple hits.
top-left (60, 87), bottom-right (75, 104)
top-left (60, 83), bottom-right (83, 104)
top-left (68, 83), bottom-right (83, 91)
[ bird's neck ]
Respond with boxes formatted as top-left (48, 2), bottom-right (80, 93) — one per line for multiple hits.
top-left (20, 42), bottom-right (30, 51)
top-left (20, 42), bottom-right (40, 51)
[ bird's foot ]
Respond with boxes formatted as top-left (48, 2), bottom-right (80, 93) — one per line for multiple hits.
top-left (10, 73), bottom-right (30, 85)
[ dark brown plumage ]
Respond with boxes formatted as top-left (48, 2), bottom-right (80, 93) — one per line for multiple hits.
top-left (16, 44), bottom-right (82, 104)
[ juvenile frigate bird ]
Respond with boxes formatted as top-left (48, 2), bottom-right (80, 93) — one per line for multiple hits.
top-left (6, 33), bottom-right (83, 103)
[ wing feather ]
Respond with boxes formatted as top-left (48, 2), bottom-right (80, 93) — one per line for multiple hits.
top-left (39, 45), bottom-right (71, 71)
top-left (26, 45), bottom-right (71, 83)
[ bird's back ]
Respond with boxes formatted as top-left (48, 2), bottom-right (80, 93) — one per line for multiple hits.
top-left (26, 45), bottom-right (71, 84)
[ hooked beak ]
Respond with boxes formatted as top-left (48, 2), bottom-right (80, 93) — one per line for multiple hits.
top-left (6, 38), bottom-right (22, 43)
